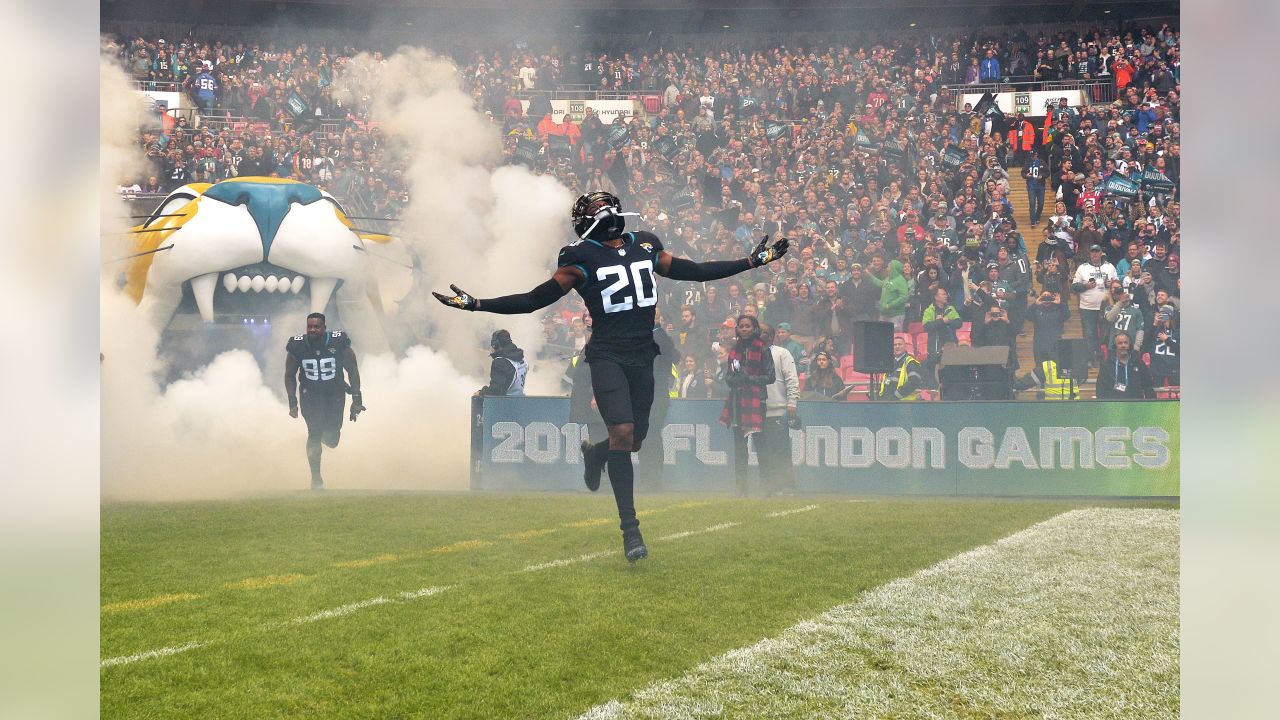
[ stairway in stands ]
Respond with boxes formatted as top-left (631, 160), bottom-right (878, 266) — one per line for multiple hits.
top-left (1005, 173), bottom-right (1094, 398)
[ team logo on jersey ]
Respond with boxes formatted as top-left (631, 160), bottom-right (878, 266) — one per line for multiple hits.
top-left (618, 248), bottom-right (626, 256)
top-left (640, 242), bottom-right (654, 254)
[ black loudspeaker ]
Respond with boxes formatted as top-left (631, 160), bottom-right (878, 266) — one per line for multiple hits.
top-left (852, 321), bottom-right (894, 373)
top-left (938, 345), bottom-right (1013, 400)
top-left (1056, 339), bottom-right (1090, 380)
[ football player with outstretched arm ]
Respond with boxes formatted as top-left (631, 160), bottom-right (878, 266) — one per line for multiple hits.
top-left (435, 191), bottom-right (787, 562)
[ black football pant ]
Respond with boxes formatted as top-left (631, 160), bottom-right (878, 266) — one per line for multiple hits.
top-left (300, 390), bottom-right (345, 479)
top-left (588, 358), bottom-right (655, 531)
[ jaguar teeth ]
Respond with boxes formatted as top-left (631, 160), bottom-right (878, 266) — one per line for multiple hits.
top-left (191, 272), bottom-right (218, 322)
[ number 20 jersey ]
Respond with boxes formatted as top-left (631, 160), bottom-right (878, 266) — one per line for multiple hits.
top-left (286, 330), bottom-right (351, 393)
top-left (558, 231), bottom-right (663, 364)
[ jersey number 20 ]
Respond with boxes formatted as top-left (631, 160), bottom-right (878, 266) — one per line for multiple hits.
top-left (598, 260), bottom-right (657, 313)
top-left (301, 357), bottom-right (337, 381)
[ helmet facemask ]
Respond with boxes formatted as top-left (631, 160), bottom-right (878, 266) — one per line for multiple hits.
top-left (572, 191), bottom-right (639, 241)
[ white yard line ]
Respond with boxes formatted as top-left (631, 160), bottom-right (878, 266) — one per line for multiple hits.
top-left (578, 508), bottom-right (1180, 720)
top-left (658, 522), bottom-right (740, 541)
top-left (523, 550), bottom-right (614, 572)
top-left (100, 641), bottom-right (209, 668)
top-left (766, 504), bottom-right (820, 518)
top-left (102, 586), bottom-right (453, 668)
top-left (104, 507), bottom-right (809, 669)
top-left (287, 596), bottom-right (393, 625)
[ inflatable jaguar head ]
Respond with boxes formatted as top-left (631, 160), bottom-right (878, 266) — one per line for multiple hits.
top-left (123, 177), bottom-right (410, 351)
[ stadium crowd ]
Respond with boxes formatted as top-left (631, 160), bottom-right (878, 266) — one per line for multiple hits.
top-left (109, 19), bottom-right (1180, 399)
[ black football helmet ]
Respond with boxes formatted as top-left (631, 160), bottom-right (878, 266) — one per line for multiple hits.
top-left (571, 191), bottom-right (625, 241)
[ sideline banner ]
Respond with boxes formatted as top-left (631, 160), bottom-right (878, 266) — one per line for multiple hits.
top-left (473, 398), bottom-right (1179, 497)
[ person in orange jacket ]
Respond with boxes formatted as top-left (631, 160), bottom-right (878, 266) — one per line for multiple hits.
top-left (1009, 112), bottom-right (1036, 167)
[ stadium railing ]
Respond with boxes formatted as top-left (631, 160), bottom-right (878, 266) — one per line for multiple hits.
top-left (940, 79), bottom-right (1117, 111)
top-left (132, 80), bottom-right (183, 92)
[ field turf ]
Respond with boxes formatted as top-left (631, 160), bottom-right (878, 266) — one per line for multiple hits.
top-left (101, 493), bottom-right (1176, 719)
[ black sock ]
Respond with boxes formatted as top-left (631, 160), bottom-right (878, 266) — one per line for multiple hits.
top-left (306, 437), bottom-right (322, 480)
top-left (607, 450), bottom-right (637, 531)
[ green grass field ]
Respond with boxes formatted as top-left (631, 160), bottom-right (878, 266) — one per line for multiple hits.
top-left (101, 493), bottom-right (1178, 719)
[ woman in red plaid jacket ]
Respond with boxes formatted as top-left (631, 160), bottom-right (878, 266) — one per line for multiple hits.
top-left (721, 315), bottom-right (777, 497)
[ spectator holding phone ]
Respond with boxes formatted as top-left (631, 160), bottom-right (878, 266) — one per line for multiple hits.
top-left (1071, 244), bottom-right (1118, 366)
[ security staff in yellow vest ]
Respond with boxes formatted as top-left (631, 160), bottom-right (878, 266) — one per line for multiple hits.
top-left (1014, 356), bottom-right (1079, 400)
top-left (873, 335), bottom-right (922, 401)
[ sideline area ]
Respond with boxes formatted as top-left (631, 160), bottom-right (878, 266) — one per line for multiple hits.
top-left (580, 508), bottom-right (1179, 720)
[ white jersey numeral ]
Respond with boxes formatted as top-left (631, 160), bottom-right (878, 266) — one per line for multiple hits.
top-left (598, 260), bottom-right (657, 313)
top-left (301, 357), bottom-right (337, 381)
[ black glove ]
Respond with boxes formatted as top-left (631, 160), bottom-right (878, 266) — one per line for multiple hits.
top-left (432, 284), bottom-right (477, 311)
top-left (748, 235), bottom-right (790, 267)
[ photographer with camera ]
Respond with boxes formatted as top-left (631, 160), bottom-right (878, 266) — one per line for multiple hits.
top-left (897, 210), bottom-right (927, 248)
top-left (1103, 279), bottom-right (1145, 355)
top-left (1026, 289), bottom-right (1071, 365)
top-left (974, 301), bottom-right (1014, 351)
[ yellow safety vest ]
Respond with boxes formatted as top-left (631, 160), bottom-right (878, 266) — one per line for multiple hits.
top-left (879, 355), bottom-right (920, 401)
top-left (1041, 360), bottom-right (1075, 400)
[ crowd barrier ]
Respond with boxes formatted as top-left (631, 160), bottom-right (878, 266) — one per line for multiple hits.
top-left (471, 397), bottom-right (1178, 497)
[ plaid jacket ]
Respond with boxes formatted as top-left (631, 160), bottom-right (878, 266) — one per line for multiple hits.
top-left (720, 337), bottom-right (776, 433)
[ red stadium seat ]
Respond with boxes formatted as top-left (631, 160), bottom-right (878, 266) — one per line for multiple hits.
top-left (642, 95), bottom-right (661, 113)
top-left (845, 370), bottom-right (872, 399)
top-left (915, 333), bottom-right (929, 359)
top-left (956, 328), bottom-right (971, 346)
top-left (907, 322), bottom-right (925, 335)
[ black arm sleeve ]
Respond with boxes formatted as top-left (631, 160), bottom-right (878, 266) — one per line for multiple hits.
top-left (478, 278), bottom-right (567, 315)
top-left (663, 256), bottom-right (752, 282)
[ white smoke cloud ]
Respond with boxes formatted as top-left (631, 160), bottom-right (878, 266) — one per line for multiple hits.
top-left (337, 48), bottom-right (573, 380)
top-left (101, 47), bottom-right (577, 500)
top-left (99, 50), bottom-right (150, 261)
